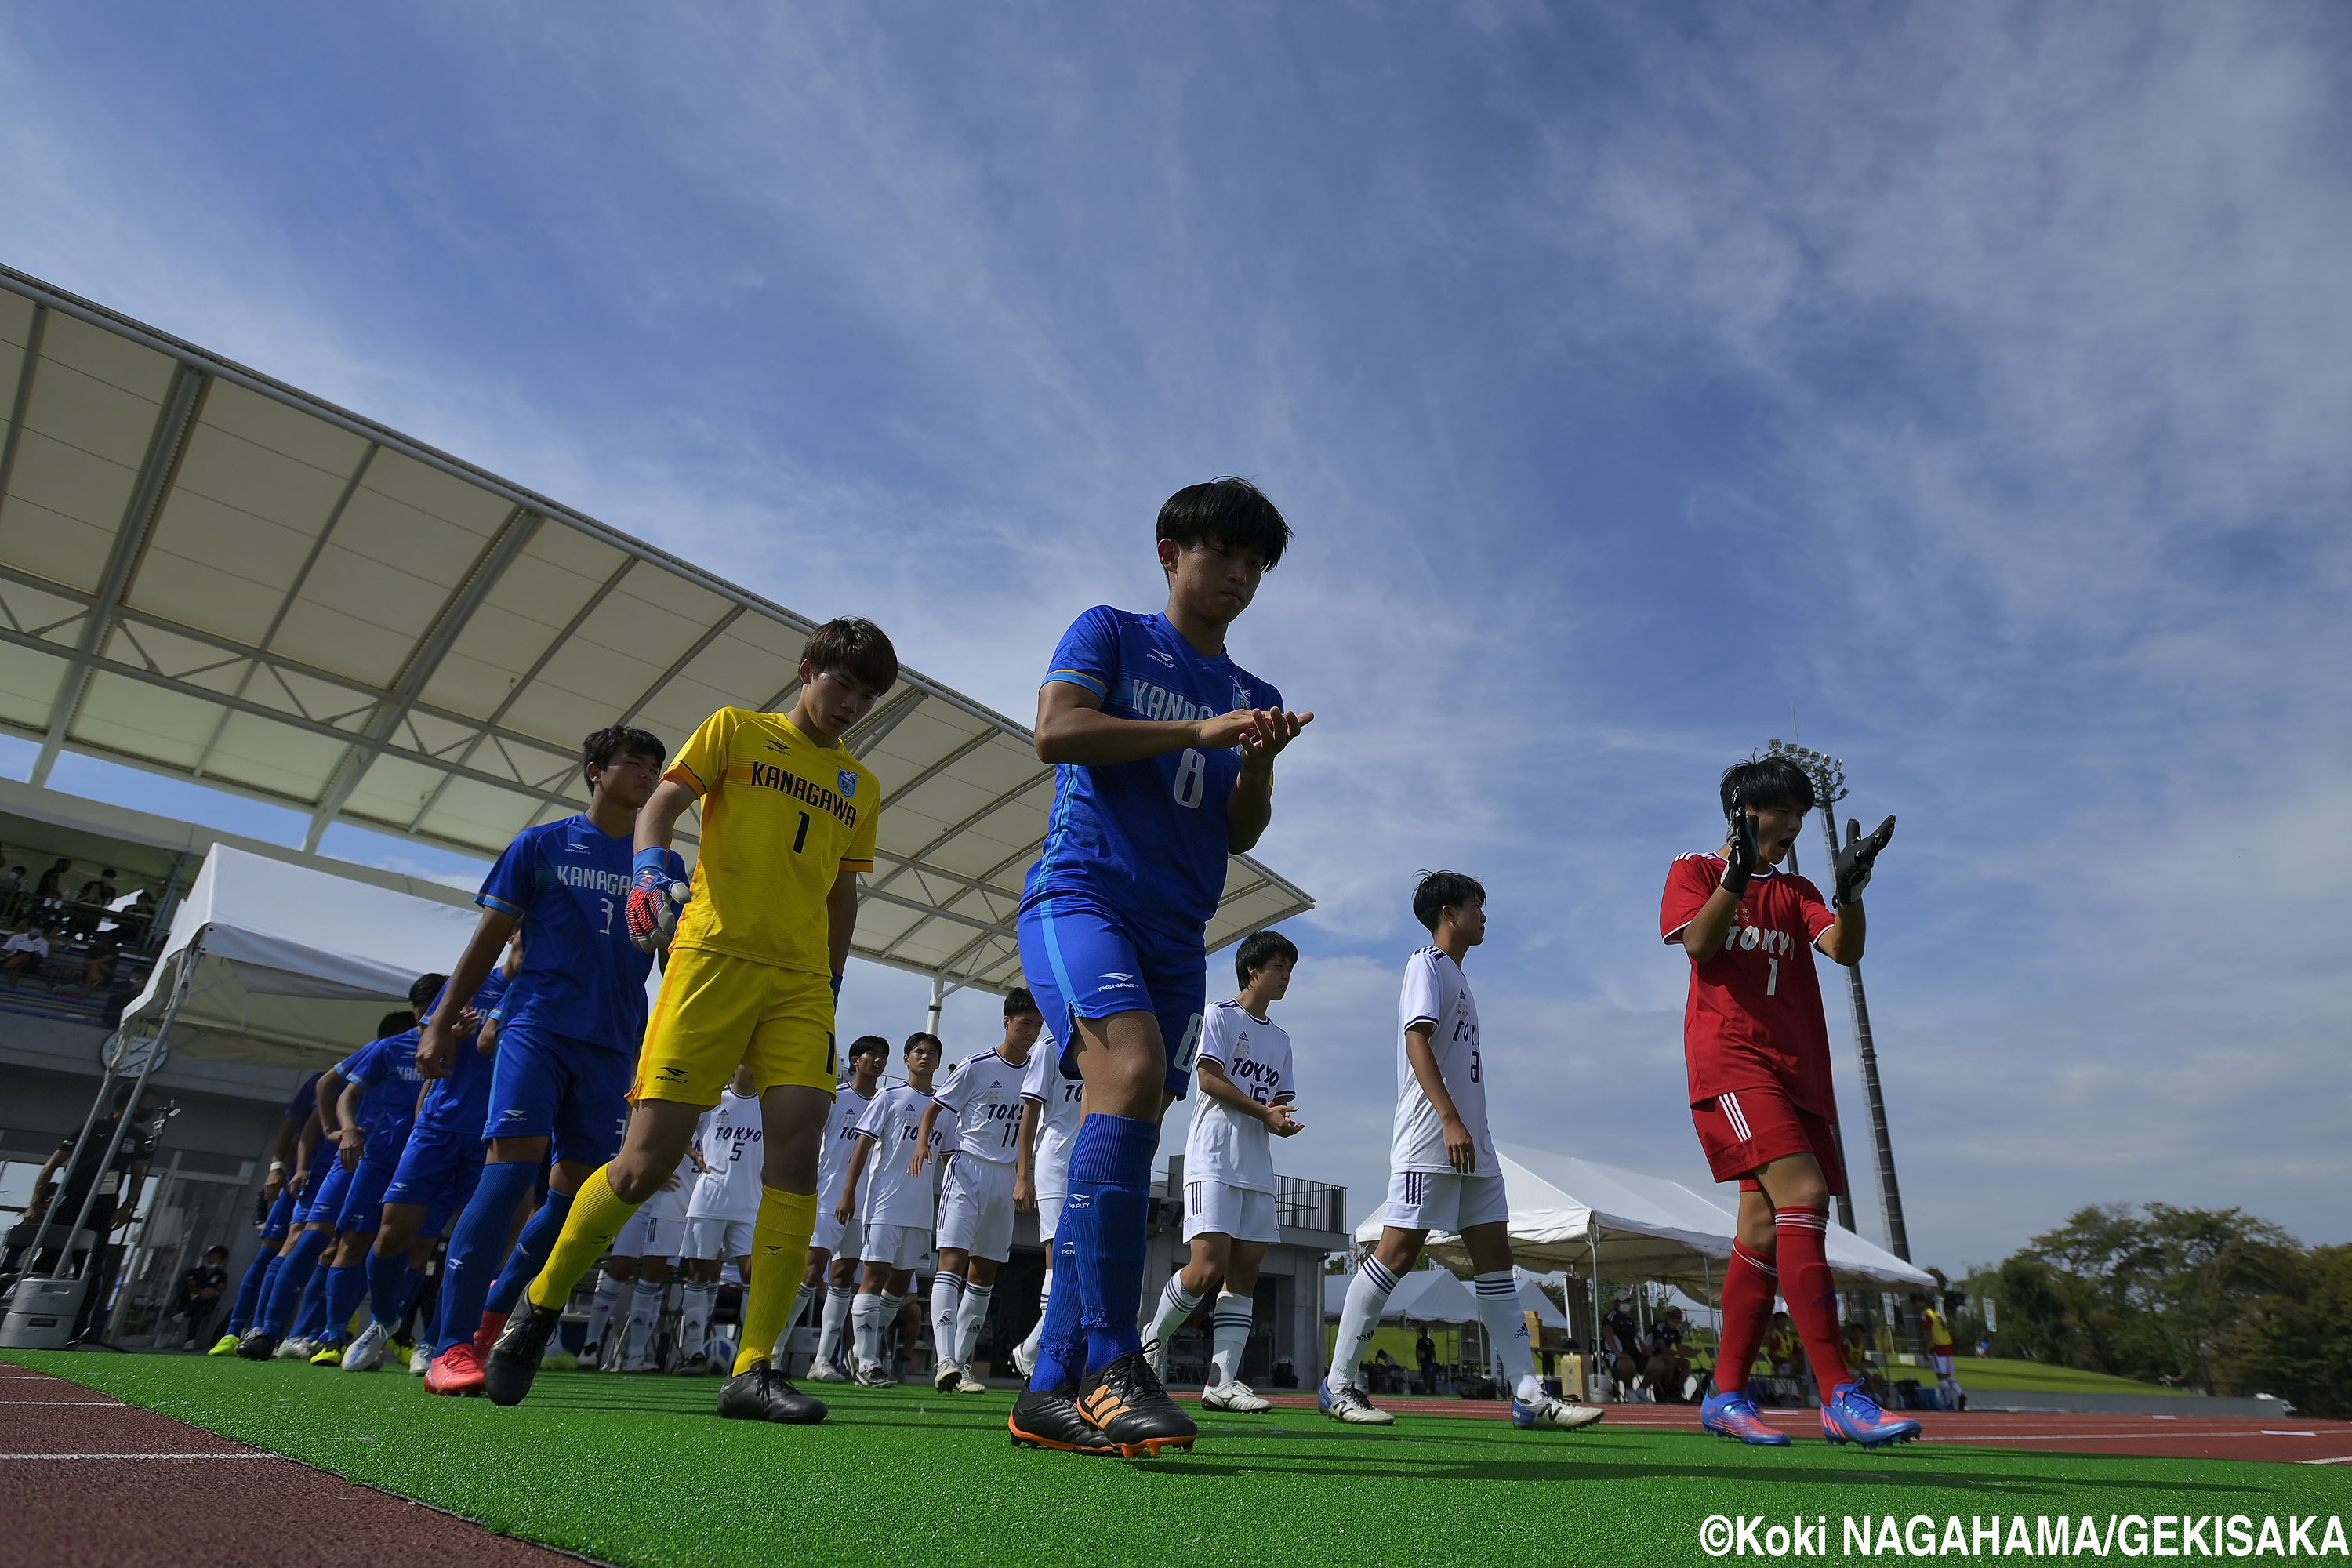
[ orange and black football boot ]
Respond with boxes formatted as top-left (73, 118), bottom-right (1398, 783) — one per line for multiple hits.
top-left (1076, 1349), bottom-right (1197, 1457)
top-left (1008, 1381), bottom-right (1120, 1455)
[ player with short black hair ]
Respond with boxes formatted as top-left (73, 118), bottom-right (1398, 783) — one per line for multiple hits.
top-left (1324, 875), bottom-right (1604, 1432)
top-left (485, 619), bottom-right (895, 1425)
top-left (1142, 929), bottom-right (1304, 1412)
top-left (916, 989), bottom-right (1043, 1392)
top-left (412, 725), bottom-right (667, 1396)
top-left (1663, 756), bottom-right (1913, 1447)
top-left (1009, 479), bottom-right (1312, 1459)
top-left (804, 1033), bottom-right (891, 1380)
top-left (833, 1032), bottom-right (945, 1387)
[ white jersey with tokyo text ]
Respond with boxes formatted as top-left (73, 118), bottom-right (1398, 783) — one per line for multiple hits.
top-left (1392, 945), bottom-right (1496, 1177)
top-left (1020, 1031), bottom-right (1083, 1200)
top-left (817, 1084), bottom-right (876, 1216)
top-left (688, 1089), bottom-right (764, 1223)
top-left (852, 1083), bottom-right (938, 1228)
top-left (1185, 1000), bottom-right (1294, 1193)
top-left (931, 1047), bottom-right (1029, 1165)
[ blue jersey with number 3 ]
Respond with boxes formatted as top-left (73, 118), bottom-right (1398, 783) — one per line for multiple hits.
top-left (476, 815), bottom-right (652, 1054)
top-left (1025, 606), bottom-right (1283, 933)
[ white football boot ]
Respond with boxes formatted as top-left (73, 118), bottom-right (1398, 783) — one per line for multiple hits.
top-left (1202, 1380), bottom-right (1272, 1414)
top-left (340, 1322), bottom-right (390, 1372)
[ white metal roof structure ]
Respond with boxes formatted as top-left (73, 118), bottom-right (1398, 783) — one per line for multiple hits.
top-left (0, 266), bottom-right (1312, 999)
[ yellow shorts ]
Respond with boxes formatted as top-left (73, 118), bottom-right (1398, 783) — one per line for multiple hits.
top-left (633, 944), bottom-right (837, 1106)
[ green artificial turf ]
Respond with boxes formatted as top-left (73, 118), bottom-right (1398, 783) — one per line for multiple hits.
top-left (1933, 1356), bottom-right (2190, 1396)
top-left (9, 1352), bottom-right (2339, 1568)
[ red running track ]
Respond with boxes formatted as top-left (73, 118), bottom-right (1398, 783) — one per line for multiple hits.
top-left (1217, 1392), bottom-right (2352, 1465)
top-left (0, 1363), bottom-right (590, 1567)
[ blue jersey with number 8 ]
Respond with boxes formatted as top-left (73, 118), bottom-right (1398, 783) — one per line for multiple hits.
top-left (476, 814), bottom-right (652, 1054)
top-left (1026, 606), bottom-right (1283, 933)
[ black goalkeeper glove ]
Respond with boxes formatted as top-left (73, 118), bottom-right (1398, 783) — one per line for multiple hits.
top-left (1832, 815), bottom-right (1896, 907)
top-left (1721, 797), bottom-right (1761, 900)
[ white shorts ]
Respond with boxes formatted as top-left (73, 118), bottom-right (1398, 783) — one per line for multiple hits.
top-left (811, 1203), bottom-right (848, 1259)
top-left (686, 1216), bottom-right (753, 1261)
top-left (935, 1157), bottom-right (1016, 1262)
top-left (1383, 1169), bottom-right (1510, 1234)
top-left (860, 1221), bottom-right (931, 1272)
top-left (612, 1209), bottom-right (687, 1260)
top-left (1181, 1179), bottom-right (1279, 1244)
top-left (1932, 1353), bottom-right (1955, 1377)
top-left (1036, 1192), bottom-right (1065, 1246)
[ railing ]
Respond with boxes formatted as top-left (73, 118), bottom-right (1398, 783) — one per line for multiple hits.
top-left (1153, 1161), bottom-right (1345, 1237)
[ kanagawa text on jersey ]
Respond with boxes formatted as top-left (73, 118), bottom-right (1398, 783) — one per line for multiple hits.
top-left (743, 760), bottom-right (859, 827)
top-left (554, 863), bottom-right (630, 896)
top-left (1116, 674), bottom-right (1250, 727)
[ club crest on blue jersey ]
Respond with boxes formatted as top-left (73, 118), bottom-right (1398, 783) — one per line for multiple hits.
top-left (837, 768), bottom-right (858, 797)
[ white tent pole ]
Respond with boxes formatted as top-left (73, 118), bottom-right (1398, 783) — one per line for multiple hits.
top-left (925, 974), bottom-right (944, 1037)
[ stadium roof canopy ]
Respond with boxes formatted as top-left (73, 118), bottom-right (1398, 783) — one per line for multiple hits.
top-left (0, 266), bottom-right (1312, 998)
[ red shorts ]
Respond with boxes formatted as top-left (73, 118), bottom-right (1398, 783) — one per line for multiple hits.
top-left (1692, 1083), bottom-right (1848, 1196)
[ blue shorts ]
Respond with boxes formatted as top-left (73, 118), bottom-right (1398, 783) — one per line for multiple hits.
top-left (482, 1022), bottom-right (632, 1167)
top-left (302, 1160), bottom-right (355, 1226)
top-left (382, 1122), bottom-right (486, 1236)
top-left (1018, 891), bottom-right (1207, 1101)
top-left (333, 1154), bottom-right (399, 1234)
top-left (259, 1178), bottom-right (303, 1241)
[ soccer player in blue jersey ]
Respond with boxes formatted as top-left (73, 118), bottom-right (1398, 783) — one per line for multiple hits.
top-left (1007, 477), bottom-right (1311, 1458)
top-left (303, 1014), bottom-right (437, 1364)
top-left (416, 724), bottom-right (666, 1396)
top-left (341, 942), bottom-right (517, 1371)
top-left (210, 1068), bottom-right (324, 1354)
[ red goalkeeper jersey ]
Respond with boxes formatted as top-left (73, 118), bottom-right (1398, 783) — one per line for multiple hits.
top-left (1659, 852), bottom-right (1841, 1117)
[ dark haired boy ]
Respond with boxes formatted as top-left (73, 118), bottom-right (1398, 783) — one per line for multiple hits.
top-left (412, 726), bottom-right (667, 1394)
top-left (1142, 928), bottom-right (1304, 1413)
top-left (805, 1033), bottom-right (891, 1380)
top-left (834, 1031), bottom-right (944, 1387)
top-left (915, 989), bottom-right (1044, 1392)
top-left (1323, 874), bottom-right (1606, 1432)
top-left (487, 620), bottom-right (896, 1424)
top-left (1661, 753), bottom-right (1915, 1447)
top-left (1011, 477), bottom-right (1312, 1458)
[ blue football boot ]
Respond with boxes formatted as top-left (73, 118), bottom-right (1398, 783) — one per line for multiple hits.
top-left (1700, 1389), bottom-right (1791, 1446)
top-left (1820, 1381), bottom-right (1922, 1447)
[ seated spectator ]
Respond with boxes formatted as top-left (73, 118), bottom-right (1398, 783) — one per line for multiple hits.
top-left (33, 857), bottom-right (73, 905)
top-left (173, 1245), bottom-right (230, 1350)
top-left (68, 933), bottom-right (122, 997)
top-left (0, 864), bottom-right (26, 917)
top-left (1765, 1310), bottom-right (1802, 1378)
top-left (122, 886), bottom-right (159, 942)
top-left (1645, 1305), bottom-right (1693, 1402)
top-left (67, 869), bottom-right (119, 938)
top-left (1603, 1296), bottom-right (1644, 1388)
top-left (2, 924), bottom-right (51, 986)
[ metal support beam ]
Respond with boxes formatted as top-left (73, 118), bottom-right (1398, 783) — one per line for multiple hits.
top-left (843, 686), bottom-right (924, 759)
top-left (0, 302), bottom-right (48, 514)
top-left (617, 604), bottom-right (743, 725)
top-left (303, 507), bottom-right (540, 850)
top-left (32, 364), bottom-right (207, 788)
top-left (924, 975), bottom-right (945, 1037)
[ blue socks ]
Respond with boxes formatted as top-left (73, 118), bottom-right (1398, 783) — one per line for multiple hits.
top-left (226, 1246), bottom-right (275, 1334)
top-left (324, 1261), bottom-right (368, 1345)
top-left (260, 1229), bottom-right (331, 1335)
top-left (1067, 1112), bottom-right (1158, 1376)
top-left (1027, 1225), bottom-right (1087, 1392)
top-left (434, 1160), bottom-right (539, 1354)
top-left (292, 1261), bottom-right (332, 1340)
top-left (367, 1248), bottom-right (409, 1328)
top-left (485, 1187), bottom-right (573, 1316)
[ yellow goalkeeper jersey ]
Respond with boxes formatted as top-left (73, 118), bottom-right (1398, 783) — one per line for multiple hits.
top-left (666, 708), bottom-right (878, 975)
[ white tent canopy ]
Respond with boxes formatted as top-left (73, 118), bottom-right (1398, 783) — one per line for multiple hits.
top-left (1322, 1266), bottom-right (1480, 1326)
top-left (1352, 1143), bottom-right (1934, 1293)
top-left (116, 844), bottom-right (485, 1069)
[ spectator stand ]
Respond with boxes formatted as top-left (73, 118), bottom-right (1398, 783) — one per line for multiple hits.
top-left (0, 793), bottom-right (193, 1032)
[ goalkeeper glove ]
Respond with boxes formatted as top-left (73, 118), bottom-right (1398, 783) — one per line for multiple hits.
top-left (1720, 793), bottom-right (1761, 900)
top-left (626, 848), bottom-right (691, 953)
top-left (1832, 815), bottom-right (1896, 906)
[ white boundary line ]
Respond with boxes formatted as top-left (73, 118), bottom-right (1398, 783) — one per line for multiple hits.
top-left (0, 1452), bottom-right (276, 1461)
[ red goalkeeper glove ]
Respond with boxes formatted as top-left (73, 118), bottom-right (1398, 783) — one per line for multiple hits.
top-left (627, 848), bottom-right (691, 953)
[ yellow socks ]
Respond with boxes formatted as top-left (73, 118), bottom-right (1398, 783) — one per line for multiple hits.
top-left (735, 1186), bottom-right (818, 1375)
top-left (525, 1165), bottom-right (641, 1311)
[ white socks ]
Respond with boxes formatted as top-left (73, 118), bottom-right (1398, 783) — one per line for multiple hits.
top-left (583, 1272), bottom-right (625, 1355)
top-left (1327, 1255), bottom-right (1399, 1392)
top-left (1473, 1270), bottom-right (1542, 1403)
top-left (851, 1292), bottom-right (884, 1371)
top-left (1017, 1268), bottom-right (1051, 1366)
top-left (624, 1280), bottom-right (666, 1367)
top-left (931, 1274), bottom-right (964, 1364)
top-left (678, 1281), bottom-right (716, 1365)
top-left (1210, 1290), bottom-right (1253, 1387)
top-left (953, 1282), bottom-right (993, 1367)
top-left (778, 1282), bottom-right (812, 1362)
top-left (1146, 1275), bottom-right (1203, 1348)
top-left (877, 1290), bottom-right (904, 1367)
top-left (816, 1284), bottom-right (853, 1369)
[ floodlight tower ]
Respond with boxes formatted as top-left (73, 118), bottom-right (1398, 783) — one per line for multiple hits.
top-left (1767, 739), bottom-right (1912, 1263)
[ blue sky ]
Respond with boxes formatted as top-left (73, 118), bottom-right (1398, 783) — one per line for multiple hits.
top-left (4, 3), bottom-right (2347, 1274)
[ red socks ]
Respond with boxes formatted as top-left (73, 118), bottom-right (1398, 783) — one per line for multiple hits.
top-left (1711, 1241), bottom-right (1777, 1395)
top-left (1776, 1206), bottom-right (1851, 1398)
